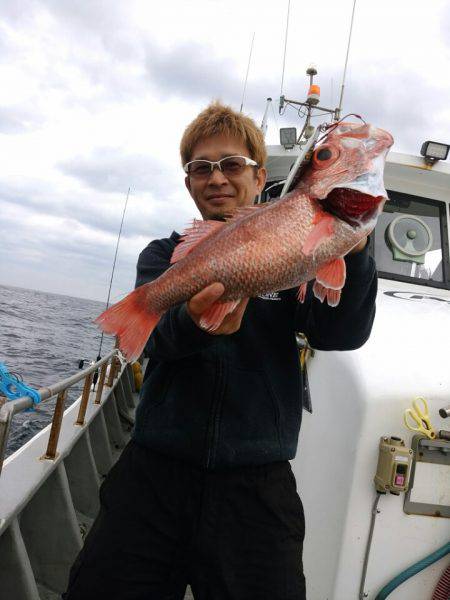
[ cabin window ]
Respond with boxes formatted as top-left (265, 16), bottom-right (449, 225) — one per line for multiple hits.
top-left (372, 191), bottom-right (449, 289)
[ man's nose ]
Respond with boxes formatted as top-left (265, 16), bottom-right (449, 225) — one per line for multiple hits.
top-left (207, 165), bottom-right (229, 184)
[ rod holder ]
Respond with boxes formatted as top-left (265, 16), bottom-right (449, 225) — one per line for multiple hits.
top-left (94, 363), bottom-right (108, 404)
top-left (76, 372), bottom-right (93, 426)
top-left (42, 389), bottom-right (67, 460)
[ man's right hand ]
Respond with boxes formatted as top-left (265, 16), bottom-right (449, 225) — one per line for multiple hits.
top-left (186, 282), bottom-right (249, 335)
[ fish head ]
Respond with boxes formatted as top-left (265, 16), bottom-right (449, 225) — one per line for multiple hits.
top-left (297, 122), bottom-right (394, 227)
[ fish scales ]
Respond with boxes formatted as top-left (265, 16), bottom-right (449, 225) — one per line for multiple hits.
top-left (136, 190), bottom-right (362, 311)
top-left (95, 121), bottom-right (394, 361)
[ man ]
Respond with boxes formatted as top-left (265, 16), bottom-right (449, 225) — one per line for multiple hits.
top-left (64, 102), bottom-right (376, 599)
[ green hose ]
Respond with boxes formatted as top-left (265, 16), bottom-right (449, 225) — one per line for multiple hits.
top-left (374, 541), bottom-right (450, 599)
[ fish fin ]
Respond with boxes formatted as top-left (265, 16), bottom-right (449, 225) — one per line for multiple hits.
top-left (326, 288), bottom-right (341, 307)
top-left (297, 282), bottom-right (308, 303)
top-left (199, 299), bottom-right (240, 332)
top-left (170, 219), bottom-right (225, 264)
top-left (312, 281), bottom-right (327, 303)
top-left (315, 257), bottom-right (346, 290)
top-left (302, 212), bottom-right (335, 256)
top-left (312, 281), bottom-right (342, 307)
top-left (95, 285), bottom-right (161, 362)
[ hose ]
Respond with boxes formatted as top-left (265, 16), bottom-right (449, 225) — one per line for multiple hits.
top-left (374, 542), bottom-right (450, 599)
top-left (432, 564), bottom-right (450, 600)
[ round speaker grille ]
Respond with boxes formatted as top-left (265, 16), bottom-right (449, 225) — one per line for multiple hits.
top-left (387, 215), bottom-right (433, 257)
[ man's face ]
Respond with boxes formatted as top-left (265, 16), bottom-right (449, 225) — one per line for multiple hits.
top-left (185, 134), bottom-right (267, 220)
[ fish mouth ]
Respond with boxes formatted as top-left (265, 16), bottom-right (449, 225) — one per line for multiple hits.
top-left (321, 187), bottom-right (384, 227)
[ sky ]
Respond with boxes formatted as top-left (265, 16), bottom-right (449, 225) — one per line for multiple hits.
top-left (0, 0), bottom-right (449, 302)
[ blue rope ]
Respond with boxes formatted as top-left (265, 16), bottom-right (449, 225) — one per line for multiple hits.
top-left (0, 362), bottom-right (40, 405)
top-left (375, 541), bottom-right (450, 599)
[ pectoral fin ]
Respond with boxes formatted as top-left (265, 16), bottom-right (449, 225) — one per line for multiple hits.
top-left (312, 281), bottom-right (342, 307)
top-left (315, 258), bottom-right (346, 290)
top-left (312, 258), bottom-right (346, 307)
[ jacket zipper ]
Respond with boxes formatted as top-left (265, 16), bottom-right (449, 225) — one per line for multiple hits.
top-left (205, 356), bottom-right (225, 469)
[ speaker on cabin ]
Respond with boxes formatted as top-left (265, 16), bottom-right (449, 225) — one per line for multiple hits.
top-left (387, 215), bottom-right (433, 264)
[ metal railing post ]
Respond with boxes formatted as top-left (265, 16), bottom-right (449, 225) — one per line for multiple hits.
top-left (42, 389), bottom-right (67, 460)
top-left (0, 396), bottom-right (34, 477)
top-left (76, 373), bottom-right (93, 426)
top-left (94, 363), bottom-right (108, 405)
top-left (0, 350), bottom-right (116, 480)
top-left (0, 405), bottom-right (14, 478)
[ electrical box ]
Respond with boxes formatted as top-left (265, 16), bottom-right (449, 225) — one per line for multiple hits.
top-left (374, 436), bottom-right (413, 495)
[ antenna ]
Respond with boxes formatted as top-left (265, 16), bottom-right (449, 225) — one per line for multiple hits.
top-left (240, 32), bottom-right (255, 112)
top-left (280, 0), bottom-right (291, 96)
top-left (337, 0), bottom-right (358, 120)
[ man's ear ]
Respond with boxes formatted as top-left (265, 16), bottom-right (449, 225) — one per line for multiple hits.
top-left (256, 167), bottom-right (267, 194)
top-left (185, 175), bottom-right (192, 195)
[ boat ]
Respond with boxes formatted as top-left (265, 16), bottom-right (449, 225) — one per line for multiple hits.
top-left (1, 82), bottom-right (449, 599)
top-left (265, 139), bottom-right (450, 599)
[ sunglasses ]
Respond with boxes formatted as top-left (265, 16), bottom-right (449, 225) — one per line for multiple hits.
top-left (183, 155), bottom-right (258, 179)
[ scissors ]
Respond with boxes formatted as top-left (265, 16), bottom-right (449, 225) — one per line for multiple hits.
top-left (403, 397), bottom-right (436, 439)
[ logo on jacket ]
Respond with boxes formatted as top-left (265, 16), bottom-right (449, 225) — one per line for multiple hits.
top-left (258, 292), bottom-right (281, 301)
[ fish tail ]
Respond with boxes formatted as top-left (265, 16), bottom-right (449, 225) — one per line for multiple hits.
top-left (95, 284), bottom-right (161, 362)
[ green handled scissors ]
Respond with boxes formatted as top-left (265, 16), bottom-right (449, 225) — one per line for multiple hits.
top-left (403, 397), bottom-right (436, 439)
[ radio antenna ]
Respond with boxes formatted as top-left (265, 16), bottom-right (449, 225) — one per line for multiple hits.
top-left (337, 0), bottom-right (358, 120)
top-left (240, 32), bottom-right (255, 112)
top-left (280, 0), bottom-right (291, 96)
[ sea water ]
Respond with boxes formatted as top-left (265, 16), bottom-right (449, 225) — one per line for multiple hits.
top-left (0, 284), bottom-right (114, 456)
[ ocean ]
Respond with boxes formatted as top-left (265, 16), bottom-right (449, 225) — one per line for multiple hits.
top-left (0, 284), bottom-right (114, 457)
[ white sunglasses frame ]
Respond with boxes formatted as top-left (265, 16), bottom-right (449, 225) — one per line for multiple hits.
top-left (183, 155), bottom-right (258, 175)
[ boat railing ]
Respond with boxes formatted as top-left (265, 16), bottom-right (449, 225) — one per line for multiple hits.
top-left (0, 349), bottom-right (123, 478)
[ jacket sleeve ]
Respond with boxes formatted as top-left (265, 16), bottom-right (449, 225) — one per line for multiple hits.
top-left (294, 242), bottom-right (377, 350)
top-left (135, 239), bottom-right (216, 361)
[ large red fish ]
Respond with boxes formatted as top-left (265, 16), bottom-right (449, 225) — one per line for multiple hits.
top-left (96, 121), bottom-right (393, 361)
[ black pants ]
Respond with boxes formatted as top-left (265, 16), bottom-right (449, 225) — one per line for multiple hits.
top-left (63, 441), bottom-right (306, 600)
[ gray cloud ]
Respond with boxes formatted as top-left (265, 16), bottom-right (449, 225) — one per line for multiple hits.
top-left (144, 40), bottom-right (277, 112)
top-left (344, 69), bottom-right (449, 152)
top-left (0, 106), bottom-right (44, 134)
top-left (440, 4), bottom-right (450, 46)
top-left (0, 181), bottom-right (193, 243)
top-left (278, 64), bottom-right (450, 155)
top-left (0, 0), bottom-right (38, 25)
top-left (58, 148), bottom-right (172, 194)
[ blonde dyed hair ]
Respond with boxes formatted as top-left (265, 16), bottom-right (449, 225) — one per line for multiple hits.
top-left (180, 101), bottom-right (267, 168)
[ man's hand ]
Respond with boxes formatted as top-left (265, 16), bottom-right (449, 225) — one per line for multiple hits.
top-left (186, 282), bottom-right (249, 335)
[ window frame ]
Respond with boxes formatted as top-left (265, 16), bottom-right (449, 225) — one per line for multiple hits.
top-left (369, 190), bottom-right (450, 290)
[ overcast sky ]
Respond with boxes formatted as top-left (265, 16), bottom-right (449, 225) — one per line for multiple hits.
top-left (1, 0), bottom-right (449, 302)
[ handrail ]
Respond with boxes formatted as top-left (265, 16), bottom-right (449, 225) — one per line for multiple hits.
top-left (37, 350), bottom-right (118, 402)
top-left (0, 350), bottom-right (120, 477)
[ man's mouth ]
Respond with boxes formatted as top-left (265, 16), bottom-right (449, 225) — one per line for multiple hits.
top-left (206, 195), bottom-right (234, 204)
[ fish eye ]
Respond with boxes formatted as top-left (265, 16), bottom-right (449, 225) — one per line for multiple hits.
top-left (312, 145), bottom-right (339, 168)
top-left (316, 148), bottom-right (332, 161)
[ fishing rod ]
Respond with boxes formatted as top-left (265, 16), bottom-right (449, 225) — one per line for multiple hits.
top-left (240, 32), bottom-right (255, 113)
top-left (337, 0), bottom-right (358, 120)
top-left (80, 187), bottom-right (131, 380)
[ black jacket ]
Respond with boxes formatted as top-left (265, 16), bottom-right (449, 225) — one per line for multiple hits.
top-left (132, 231), bottom-right (377, 469)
